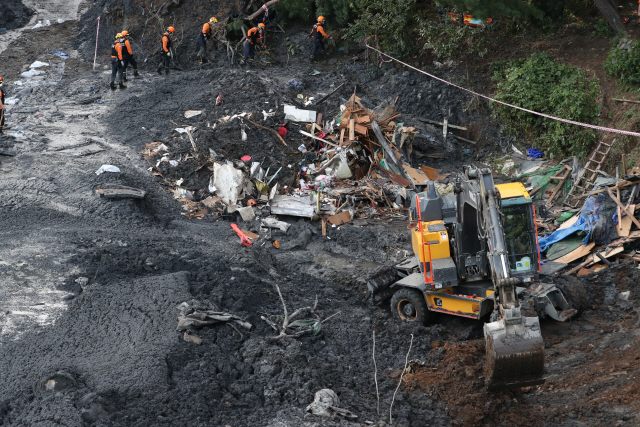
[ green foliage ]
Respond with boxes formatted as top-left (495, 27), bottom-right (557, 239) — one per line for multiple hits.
top-left (435, 0), bottom-right (542, 19)
top-left (492, 53), bottom-right (600, 159)
top-left (593, 19), bottom-right (613, 38)
top-left (278, 0), bottom-right (353, 25)
top-left (344, 0), bottom-right (418, 55)
top-left (604, 37), bottom-right (640, 85)
top-left (419, 17), bottom-right (494, 59)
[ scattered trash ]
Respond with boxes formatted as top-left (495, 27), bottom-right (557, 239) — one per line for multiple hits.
top-left (51, 51), bottom-right (70, 60)
top-left (184, 110), bottom-right (202, 118)
top-left (273, 240), bottom-right (280, 249)
top-left (211, 162), bottom-right (245, 205)
top-left (288, 79), bottom-right (302, 89)
top-left (262, 217), bottom-right (291, 233)
top-left (176, 300), bottom-right (252, 332)
top-left (306, 389), bottom-right (357, 420)
top-left (95, 165), bottom-right (120, 175)
top-left (309, 69), bottom-right (322, 76)
top-left (527, 148), bottom-right (544, 159)
top-left (231, 223), bottom-right (253, 246)
top-left (29, 61), bottom-right (49, 68)
top-left (237, 206), bottom-right (255, 221)
top-left (216, 94), bottom-right (222, 106)
top-left (20, 69), bottom-right (45, 78)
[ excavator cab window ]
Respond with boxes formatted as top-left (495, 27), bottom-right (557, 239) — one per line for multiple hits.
top-left (502, 205), bottom-right (534, 273)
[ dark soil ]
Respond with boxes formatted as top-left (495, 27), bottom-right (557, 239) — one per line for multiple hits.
top-left (0, 2), bottom-right (639, 427)
top-left (0, 0), bottom-right (33, 30)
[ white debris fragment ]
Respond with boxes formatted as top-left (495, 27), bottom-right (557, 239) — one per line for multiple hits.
top-left (30, 61), bottom-right (50, 69)
top-left (175, 126), bottom-right (194, 134)
top-left (5, 97), bottom-right (20, 105)
top-left (176, 178), bottom-right (184, 186)
top-left (284, 105), bottom-right (317, 122)
top-left (95, 165), bottom-right (120, 175)
top-left (262, 110), bottom-right (275, 121)
top-left (169, 160), bottom-right (179, 167)
top-left (184, 110), bottom-right (202, 118)
top-left (32, 21), bottom-right (43, 29)
top-left (20, 70), bottom-right (45, 78)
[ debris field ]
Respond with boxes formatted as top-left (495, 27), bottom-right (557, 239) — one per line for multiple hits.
top-left (0, 1), bottom-right (638, 426)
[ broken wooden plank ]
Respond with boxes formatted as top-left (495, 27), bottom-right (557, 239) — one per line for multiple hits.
top-left (418, 118), bottom-right (468, 131)
top-left (607, 187), bottom-right (640, 230)
top-left (316, 113), bottom-right (323, 125)
top-left (403, 165), bottom-right (431, 185)
top-left (612, 98), bottom-right (640, 105)
top-left (98, 188), bottom-right (146, 199)
top-left (354, 123), bottom-right (368, 135)
top-left (240, 229), bottom-right (259, 240)
top-left (554, 242), bottom-right (595, 264)
top-left (585, 246), bottom-right (624, 265)
top-left (450, 133), bottom-right (476, 145)
top-left (340, 128), bottom-right (345, 145)
top-left (299, 130), bottom-right (340, 148)
top-left (618, 204), bottom-right (636, 237)
top-left (349, 119), bottom-right (355, 141)
top-left (546, 165), bottom-right (572, 207)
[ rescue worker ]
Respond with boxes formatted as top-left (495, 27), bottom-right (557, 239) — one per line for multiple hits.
top-left (240, 23), bottom-right (265, 65)
top-left (197, 17), bottom-right (217, 64)
top-left (120, 31), bottom-right (139, 81)
top-left (309, 16), bottom-right (331, 62)
top-left (110, 34), bottom-right (127, 90)
top-left (0, 77), bottom-right (5, 135)
top-left (156, 26), bottom-right (175, 76)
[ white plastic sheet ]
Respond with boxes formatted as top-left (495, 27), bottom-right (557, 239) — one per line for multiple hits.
top-left (212, 163), bottom-right (245, 205)
top-left (95, 165), bottom-right (120, 175)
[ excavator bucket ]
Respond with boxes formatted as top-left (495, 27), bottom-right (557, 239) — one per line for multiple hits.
top-left (484, 312), bottom-right (545, 391)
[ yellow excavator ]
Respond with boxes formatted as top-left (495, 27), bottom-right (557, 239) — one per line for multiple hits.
top-left (368, 166), bottom-right (587, 390)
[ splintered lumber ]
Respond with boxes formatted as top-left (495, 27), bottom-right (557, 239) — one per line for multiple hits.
top-left (246, 0), bottom-right (282, 20)
top-left (354, 123), bottom-right (368, 135)
top-left (546, 165), bottom-right (572, 207)
top-left (586, 247), bottom-right (624, 265)
top-left (349, 119), bottom-right (355, 141)
top-left (607, 187), bottom-right (640, 230)
top-left (555, 242), bottom-right (595, 264)
top-left (450, 133), bottom-right (476, 145)
top-left (585, 180), bottom-right (635, 196)
top-left (618, 204), bottom-right (636, 237)
top-left (419, 118), bottom-right (468, 131)
top-left (340, 128), bottom-right (345, 145)
top-left (299, 130), bottom-right (340, 148)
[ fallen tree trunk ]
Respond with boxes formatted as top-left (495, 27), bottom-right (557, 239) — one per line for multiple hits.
top-left (593, 0), bottom-right (626, 35)
top-left (246, 0), bottom-right (282, 20)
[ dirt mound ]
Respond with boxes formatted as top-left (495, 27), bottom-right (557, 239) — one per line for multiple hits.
top-left (0, 0), bottom-right (33, 30)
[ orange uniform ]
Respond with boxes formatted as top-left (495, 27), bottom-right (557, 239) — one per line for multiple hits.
top-left (162, 33), bottom-right (171, 52)
top-left (310, 23), bottom-right (329, 39)
top-left (124, 39), bottom-right (133, 56)
top-left (111, 42), bottom-right (124, 60)
top-left (247, 27), bottom-right (263, 45)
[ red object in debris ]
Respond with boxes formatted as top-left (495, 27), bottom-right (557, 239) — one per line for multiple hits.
top-left (241, 155), bottom-right (252, 162)
top-left (231, 223), bottom-right (252, 247)
top-left (278, 127), bottom-right (288, 137)
top-left (317, 131), bottom-right (326, 139)
top-left (623, 17), bottom-right (629, 24)
top-left (247, 198), bottom-right (256, 206)
top-left (216, 94), bottom-right (222, 106)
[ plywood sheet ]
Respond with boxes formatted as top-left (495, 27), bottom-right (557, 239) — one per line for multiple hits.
top-left (617, 204), bottom-right (637, 237)
top-left (328, 211), bottom-right (352, 226)
top-left (554, 242), bottom-right (595, 264)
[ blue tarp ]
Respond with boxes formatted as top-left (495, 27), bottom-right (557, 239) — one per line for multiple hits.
top-left (538, 196), bottom-right (600, 252)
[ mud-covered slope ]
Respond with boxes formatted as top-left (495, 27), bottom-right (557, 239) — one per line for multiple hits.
top-left (0, 0), bottom-right (33, 30)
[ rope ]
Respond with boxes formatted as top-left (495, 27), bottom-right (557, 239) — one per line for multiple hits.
top-left (363, 36), bottom-right (640, 138)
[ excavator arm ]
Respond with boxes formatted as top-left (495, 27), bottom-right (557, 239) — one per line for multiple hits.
top-left (462, 166), bottom-right (545, 390)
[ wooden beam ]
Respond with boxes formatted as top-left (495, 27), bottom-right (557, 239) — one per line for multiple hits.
top-left (607, 186), bottom-right (640, 230)
top-left (349, 119), bottom-right (355, 141)
top-left (246, 0), bottom-right (282, 20)
top-left (612, 98), bottom-right (640, 104)
top-left (340, 128), bottom-right (345, 145)
top-left (418, 118), bottom-right (468, 131)
top-left (299, 130), bottom-right (339, 148)
top-left (315, 82), bottom-right (346, 105)
top-left (546, 166), bottom-right (572, 206)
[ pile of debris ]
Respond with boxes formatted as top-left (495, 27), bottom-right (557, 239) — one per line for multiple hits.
top-left (504, 143), bottom-right (640, 277)
top-left (141, 91), bottom-right (453, 234)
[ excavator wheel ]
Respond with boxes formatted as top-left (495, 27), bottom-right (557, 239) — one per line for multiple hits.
top-left (390, 288), bottom-right (430, 325)
top-left (556, 276), bottom-right (588, 315)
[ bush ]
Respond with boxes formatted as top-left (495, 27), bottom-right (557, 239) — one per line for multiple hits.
top-left (278, 0), bottom-right (352, 26)
top-left (593, 18), bottom-right (613, 38)
top-left (492, 53), bottom-right (600, 159)
top-left (344, 0), bottom-right (418, 55)
top-left (604, 37), bottom-right (640, 85)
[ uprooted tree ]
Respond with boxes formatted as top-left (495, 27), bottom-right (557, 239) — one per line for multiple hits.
top-left (592, 0), bottom-right (626, 35)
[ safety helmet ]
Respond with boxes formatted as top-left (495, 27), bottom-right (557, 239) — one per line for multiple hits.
top-left (0, 77), bottom-right (3, 84)
top-left (317, 16), bottom-right (325, 23)
top-left (167, 26), bottom-right (175, 33)
top-left (258, 23), bottom-right (265, 29)
top-left (209, 17), bottom-right (217, 24)
top-left (115, 33), bottom-right (121, 40)
top-left (121, 30), bottom-right (129, 36)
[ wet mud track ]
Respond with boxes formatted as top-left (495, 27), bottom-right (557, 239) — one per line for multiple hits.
top-left (0, 17), bottom-right (638, 427)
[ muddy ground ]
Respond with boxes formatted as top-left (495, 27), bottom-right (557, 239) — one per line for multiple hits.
top-left (0, 2), bottom-right (638, 427)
